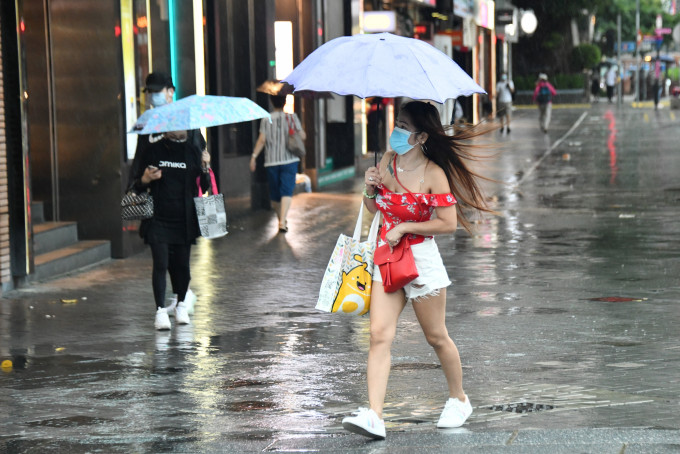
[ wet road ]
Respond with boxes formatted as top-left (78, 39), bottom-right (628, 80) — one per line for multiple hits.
top-left (1, 103), bottom-right (680, 452)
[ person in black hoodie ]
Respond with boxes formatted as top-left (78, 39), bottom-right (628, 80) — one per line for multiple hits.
top-left (129, 72), bottom-right (211, 330)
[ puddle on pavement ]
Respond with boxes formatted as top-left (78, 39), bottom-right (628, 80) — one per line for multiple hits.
top-left (224, 400), bottom-right (277, 411)
top-left (26, 415), bottom-right (111, 427)
top-left (392, 362), bottom-right (441, 371)
top-left (588, 296), bottom-right (647, 302)
top-left (220, 378), bottom-right (273, 389)
top-left (472, 383), bottom-right (656, 424)
top-left (475, 306), bottom-right (569, 317)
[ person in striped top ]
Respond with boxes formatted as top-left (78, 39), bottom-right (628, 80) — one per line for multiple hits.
top-left (250, 95), bottom-right (306, 232)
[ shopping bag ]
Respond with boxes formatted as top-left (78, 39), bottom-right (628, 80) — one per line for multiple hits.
top-left (194, 169), bottom-right (228, 239)
top-left (316, 203), bottom-right (380, 316)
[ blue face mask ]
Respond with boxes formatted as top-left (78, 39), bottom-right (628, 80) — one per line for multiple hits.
top-left (150, 92), bottom-right (168, 107)
top-left (389, 127), bottom-right (416, 155)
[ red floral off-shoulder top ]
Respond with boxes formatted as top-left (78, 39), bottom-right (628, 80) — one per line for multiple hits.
top-left (375, 185), bottom-right (457, 245)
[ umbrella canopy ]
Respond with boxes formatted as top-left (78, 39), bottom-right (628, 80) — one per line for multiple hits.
top-left (132, 95), bottom-right (270, 135)
top-left (256, 79), bottom-right (334, 100)
top-left (282, 33), bottom-right (484, 103)
top-left (256, 80), bottom-right (295, 96)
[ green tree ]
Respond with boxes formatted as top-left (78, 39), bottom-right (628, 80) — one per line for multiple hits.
top-left (571, 43), bottom-right (602, 70)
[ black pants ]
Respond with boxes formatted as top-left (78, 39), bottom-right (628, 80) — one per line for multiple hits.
top-left (149, 242), bottom-right (191, 309)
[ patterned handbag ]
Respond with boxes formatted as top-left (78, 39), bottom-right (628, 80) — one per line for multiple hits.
top-left (194, 169), bottom-right (228, 239)
top-left (316, 203), bottom-right (380, 316)
top-left (121, 191), bottom-right (153, 220)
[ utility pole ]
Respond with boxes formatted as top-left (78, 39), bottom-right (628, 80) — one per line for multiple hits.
top-left (617, 14), bottom-right (622, 106)
top-left (635, 0), bottom-right (640, 102)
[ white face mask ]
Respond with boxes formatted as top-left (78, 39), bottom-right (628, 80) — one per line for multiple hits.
top-left (150, 92), bottom-right (168, 107)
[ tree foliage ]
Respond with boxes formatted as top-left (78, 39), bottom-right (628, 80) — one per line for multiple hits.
top-left (571, 43), bottom-right (602, 70)
top-left (512, 0), bottom-right (677, 76)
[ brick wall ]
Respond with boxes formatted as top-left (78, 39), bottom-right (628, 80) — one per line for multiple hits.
top-left (0, 16), bottom-right (10, 291)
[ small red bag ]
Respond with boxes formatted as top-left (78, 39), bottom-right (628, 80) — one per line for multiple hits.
top-left (374, 237), bottom-right (419, 293)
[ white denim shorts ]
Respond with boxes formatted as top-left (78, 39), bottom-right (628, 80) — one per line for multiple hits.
top-left (373, 238), bottom-right (451, 302)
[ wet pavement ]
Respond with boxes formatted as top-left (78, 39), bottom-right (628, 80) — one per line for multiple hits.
top-left (1, 101), bottom-right (680, 453)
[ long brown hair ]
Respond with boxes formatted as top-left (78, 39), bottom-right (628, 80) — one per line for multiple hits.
top-left (400, 101), bottom-right (495, 233)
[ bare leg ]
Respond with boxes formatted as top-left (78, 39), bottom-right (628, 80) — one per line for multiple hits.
top-left (271, 201), bottom-right (281, 224)
top-left (412, 288), bottom-right (465, 401)
top-left (279, 196), bottom-right (292, 229)
top-left (367, 283), bottom-right (407, 418)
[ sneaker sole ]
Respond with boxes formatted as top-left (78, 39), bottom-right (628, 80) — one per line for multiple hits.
top-left (342, 421), bottom-right (385, 440)
top-left (437, 420), bottom-right (466, 428)
top-left (155, 324), bottom-right (171, 331)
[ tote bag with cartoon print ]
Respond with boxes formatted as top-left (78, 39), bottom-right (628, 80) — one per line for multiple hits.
top-left (316, 203), bottom-right (380, 316)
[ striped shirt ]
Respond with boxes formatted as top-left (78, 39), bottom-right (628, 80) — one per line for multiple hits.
top-left (259, 111), bottom-right (302, 167)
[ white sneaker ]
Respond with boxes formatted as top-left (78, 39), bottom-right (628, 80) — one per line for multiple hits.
top-left (166, 289), bottom-right (196, 316)
top-left (342, 407), bottom-right (386, 440)
top-left (437, 395), bottom-right (473, 428)
top-left (154, 307), bottom-right (171, 330)
top-left (174, 302), bottom-right (190, 325)
top-left (165, 296), bottom-right (178, 316)
top-left (184, 288), bottom-right (197, 315)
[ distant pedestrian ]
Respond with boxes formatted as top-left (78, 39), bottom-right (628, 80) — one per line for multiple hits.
top-left (606, 66), bottom-right (617, 103)
top-left (591, 71), bottom-right (600, 103)
top-left (250, 95), bottom-right (306, 233)
top-left (532, 73), bottom-right (557, 133)
top-left (341, 101), bottom-right (495, 440)
top-left (496, 73), bottom-right (515, 133)
top-left (129, 72), bottom-right (212, 331)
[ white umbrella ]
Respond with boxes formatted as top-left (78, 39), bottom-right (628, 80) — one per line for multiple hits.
top-left (283, 33), bottom-right (485, 103)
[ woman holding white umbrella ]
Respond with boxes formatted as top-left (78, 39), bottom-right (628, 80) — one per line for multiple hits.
top-left (342, 101), bottom-right (493, 439)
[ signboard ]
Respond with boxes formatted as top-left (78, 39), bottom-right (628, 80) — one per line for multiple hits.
top-left (363, 11), bottom-right (397, 33)
top-left (454, 0), bottom-right (474, 19)
top-left (438, 29), bottom-right (464, 47)
top-left (411, 0), bottom-right (436, 6)
top-left (620, 41), bottom-right (636, 52)
top-left (463, 17), bottom-right (476, 47)
top-left (475, 0), bottom-right (495, 30)
top-left (496, 8), bottom-right (514, 26)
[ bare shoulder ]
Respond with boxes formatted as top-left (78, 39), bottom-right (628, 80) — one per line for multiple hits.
top-left (425, 162), bottom-right (451, 193)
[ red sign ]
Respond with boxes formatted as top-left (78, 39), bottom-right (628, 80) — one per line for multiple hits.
top-left (439, 29), bottom-right (463, 46)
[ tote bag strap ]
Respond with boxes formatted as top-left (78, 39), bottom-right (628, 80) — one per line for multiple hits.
top-left (352, 202), bottom-right (381, 242)
top-left (196, 168), bottom-right (219, 196)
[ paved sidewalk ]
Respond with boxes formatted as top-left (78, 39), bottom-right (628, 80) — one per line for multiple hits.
top-left (1, 102), bottom-right (679, 453)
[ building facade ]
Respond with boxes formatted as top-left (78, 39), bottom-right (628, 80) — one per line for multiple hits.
top-left (0, 0), bottom-right (496, 293)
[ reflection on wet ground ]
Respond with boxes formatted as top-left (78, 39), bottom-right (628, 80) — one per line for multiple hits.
top-left (1, 106), bottom-right (679, 450)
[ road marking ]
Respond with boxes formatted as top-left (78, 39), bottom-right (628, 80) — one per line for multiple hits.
top-left (644, 113), bottom-right (649, 122)
top-left (513, 111), bottom-right (588, 188)
top-left (670, 111), bottom-right (675, 120)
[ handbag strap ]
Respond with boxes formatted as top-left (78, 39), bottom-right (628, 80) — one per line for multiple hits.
top-left (391, 157), bottom-right (425, 221)
top-left (285, 114), bottom-right (295, 133)
top-left (196, 168), bottom-right (219, 196)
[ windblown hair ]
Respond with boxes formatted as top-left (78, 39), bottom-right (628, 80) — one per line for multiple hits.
top-left (400, 101), bottom-right (495, 233)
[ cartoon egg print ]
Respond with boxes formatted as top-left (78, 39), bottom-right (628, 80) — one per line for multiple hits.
top-left (332, 254), bottom-right (372, 316)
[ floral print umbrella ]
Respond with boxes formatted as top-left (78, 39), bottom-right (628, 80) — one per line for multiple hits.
top-left (131, 95), bottom-right (270, 135)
